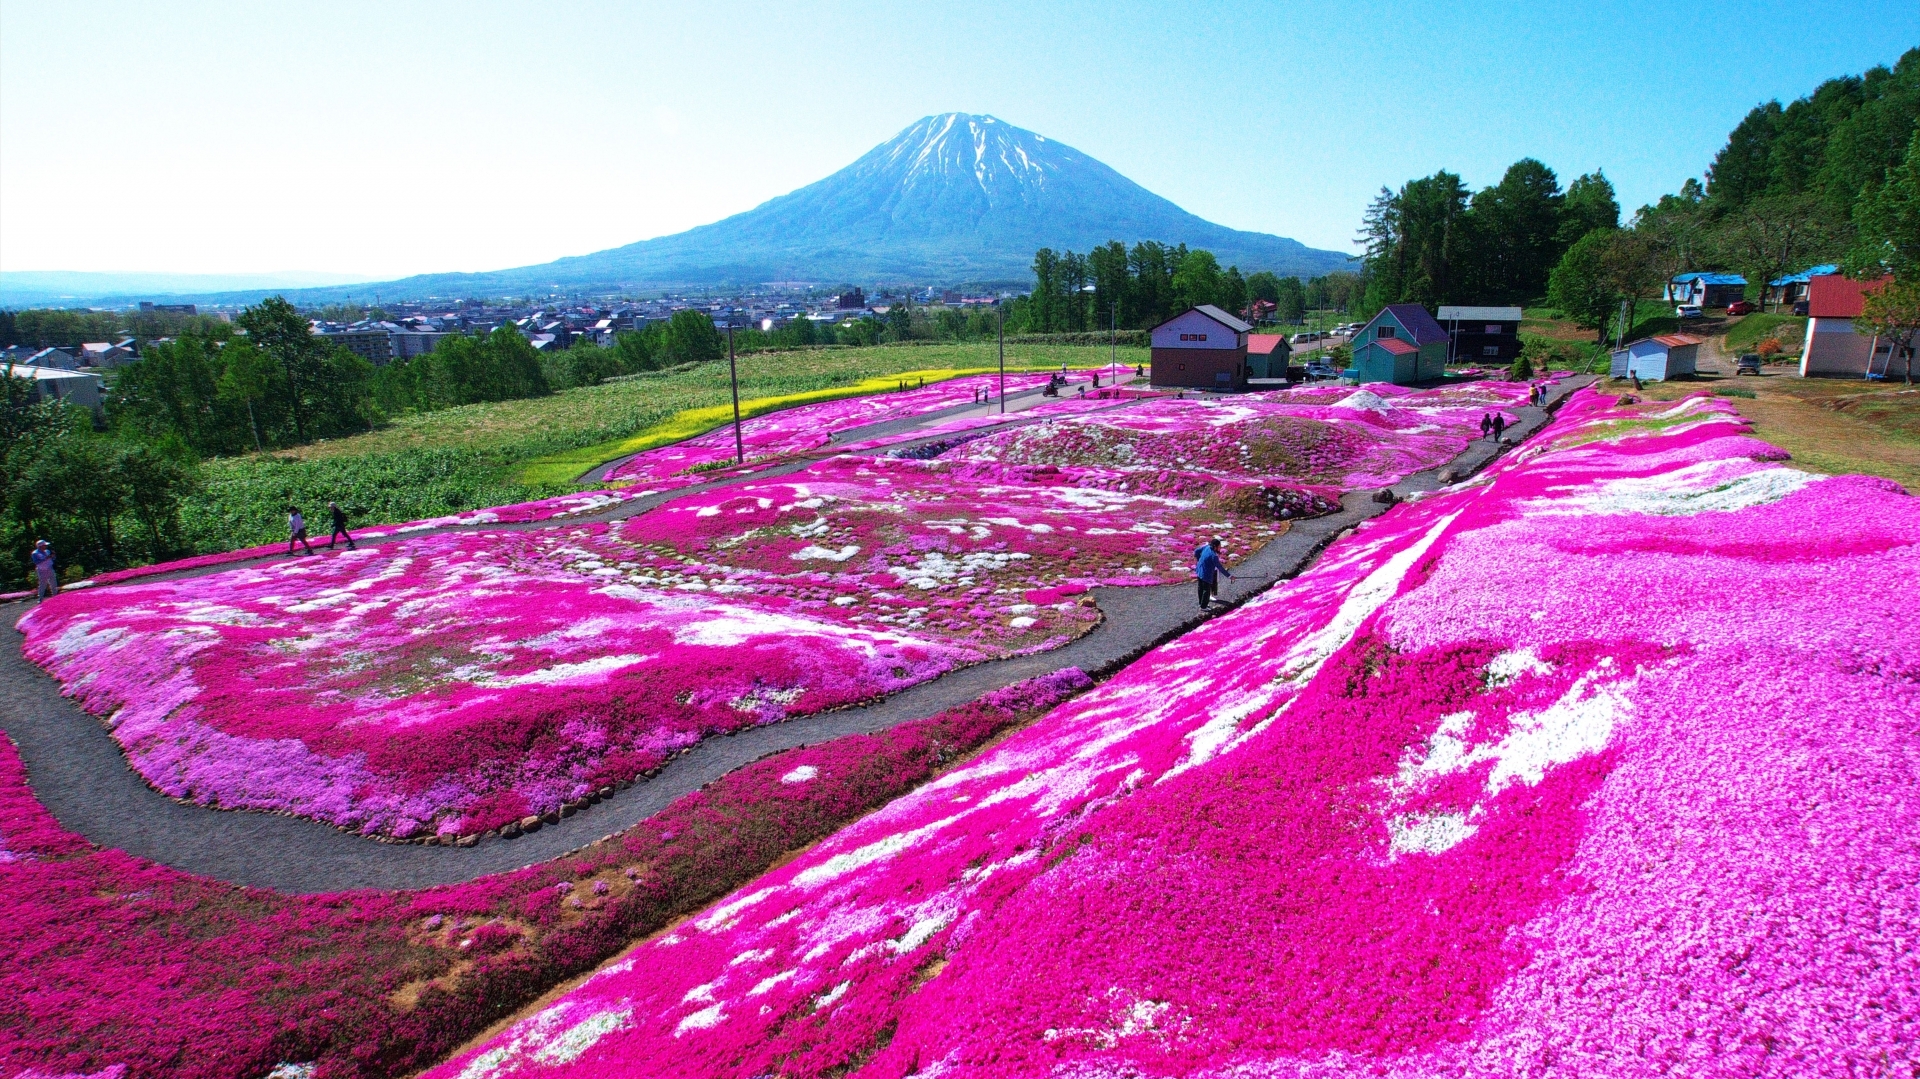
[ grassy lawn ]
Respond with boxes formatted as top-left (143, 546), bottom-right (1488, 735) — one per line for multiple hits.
top-left (1724, 311), bottom-right (1807, 355)
top-left (1620, 370), bottom-right (1920, 492)
top-left (180, 343), bottom-right (1143, 553)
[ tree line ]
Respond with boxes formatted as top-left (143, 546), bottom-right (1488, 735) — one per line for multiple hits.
top-left (1358, 161), bottom-right (1621, 311)
top-left (1547, 47), bottom-right (1918, 350)
top-left (1006, 241), bottom-right (1361, 334)
top-left (1354, 47), bottom-right (1918, 362)
top-left (0, 307), bottom-right (230, 351)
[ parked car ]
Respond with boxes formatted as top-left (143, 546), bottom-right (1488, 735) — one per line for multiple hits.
top-left (1736, 353), bottom-right (1763, 375)
top-left (1290, 332), bottom-right (1321, 345)
top-left (1675, 304), bottom-right (1704, 319)
top-left (1304, 360), bottom-right (1338, 380)
top-left (1726, 300), bottom-right (1757, 316)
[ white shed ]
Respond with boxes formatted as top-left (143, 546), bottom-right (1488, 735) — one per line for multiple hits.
top-left (1609, 335), bottom-right (1701, 382)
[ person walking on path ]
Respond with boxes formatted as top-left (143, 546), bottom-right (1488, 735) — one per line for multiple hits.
top-left (287, 505), bottom-right (314, 556)
top-left (1480, 412), bottom-right (1494, 440)
top-left (1492, 412), bottom-right (1508, 441)
top-left (326, 501), bottom-right (357, 550)
top-left (30, 539), bottom-right (57, 601)
top-left (1195, 537), bottom-right (1234, 609)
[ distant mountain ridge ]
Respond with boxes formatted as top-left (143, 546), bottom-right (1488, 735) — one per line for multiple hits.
top-left (22, 115), bottom-right (1350, 306)
top-left (0, 270), bottom-right (376, 308)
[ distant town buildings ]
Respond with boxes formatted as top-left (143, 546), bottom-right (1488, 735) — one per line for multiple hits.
top-left (78, 339), bottom-right (138, 367)
top-left (1, 362), bottom-right (106, 414)
top-left (138, 301), bottom-right (198, 314)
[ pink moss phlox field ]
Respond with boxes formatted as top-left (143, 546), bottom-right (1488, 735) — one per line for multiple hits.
top-left (835, 387), bottom-right (1166, 453)
top-left (30, 376), bottom-right (1454, 840)
top-left (14, 439), bottom-right (1261, 838)
top-left (0, 671), bottom-right (1090, 1079)
top-left (602, 373), bottom-right (1070, 487)
top-left (86, 378), bottom-right (1099, 590)
top-left (87, 489), bottom-right (655, 588)
top-left (431, 386), bottom-right (1919, 1079)
top-left (950, 381), bottom-right (1535, 489)
top-left (17, 521), bottom-right (981, 839)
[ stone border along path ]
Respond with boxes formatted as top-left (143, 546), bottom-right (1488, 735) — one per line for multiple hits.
top-left (0, 377), bottom-right (1591, 894)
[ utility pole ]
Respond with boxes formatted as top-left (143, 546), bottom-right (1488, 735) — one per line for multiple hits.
top-left (1110, 301), bottom-right (1118, 384)
top-left (728, 322), bottom-right (744, 464)
top-left (997, 300), bottom-right (1006, 414)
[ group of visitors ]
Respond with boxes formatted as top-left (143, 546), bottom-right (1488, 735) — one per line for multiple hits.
top-left (1479, 412), bottom-right (1509, 441)
top-left (24, 500), bottom-right (361, 603)
top-left (287, 501), bottom-right (355, 555)
top-left (1528, 382), bottom-right (1551, 407)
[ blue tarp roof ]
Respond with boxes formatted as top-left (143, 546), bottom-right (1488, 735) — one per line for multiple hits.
top-left (1671, 272), bottom-right (1747, 286)
top-left (1768, 264), bottom-right (1839, 287)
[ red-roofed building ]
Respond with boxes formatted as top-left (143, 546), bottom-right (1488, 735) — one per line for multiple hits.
top-left (1246, 333), bottom-right (1291, 379)
top-left (1346, 304), bottom-right (1448, 384)
top-left (1803, 273), bottom-right (1894, 378)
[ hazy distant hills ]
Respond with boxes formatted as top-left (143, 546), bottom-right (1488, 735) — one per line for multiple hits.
top-left (15, 114), bottom-right (1349, 306)
top-left (0, 270), bottom-right (376, 308)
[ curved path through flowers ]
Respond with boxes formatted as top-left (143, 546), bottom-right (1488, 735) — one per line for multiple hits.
top-left (0, 377), bottom-right (1591, 893)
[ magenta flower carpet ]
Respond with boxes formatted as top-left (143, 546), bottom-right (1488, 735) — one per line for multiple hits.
top-left (425, 387), bottom-right (1919, 1078)
top-left (600, 372), bottom-right (1070, 488)
top-left (16, 383), bottom-right (1513, 840)
top-left (0, 673), bottom-right (1089, 1079)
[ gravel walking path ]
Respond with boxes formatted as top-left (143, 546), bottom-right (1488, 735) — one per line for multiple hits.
top-left (0, 377), bottom-right (1589, 893)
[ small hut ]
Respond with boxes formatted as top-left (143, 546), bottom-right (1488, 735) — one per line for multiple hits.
top-left (1609, 335), bottom-right (1701, 382)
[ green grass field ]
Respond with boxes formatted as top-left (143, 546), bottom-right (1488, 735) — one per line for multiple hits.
top-left (179, 342), bottom-right (1144, 553)
top-left (1724, 312), bottom-right (1807, 354)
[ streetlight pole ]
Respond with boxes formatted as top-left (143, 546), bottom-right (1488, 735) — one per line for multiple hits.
top-left (997, 300), bottom-right (1006, 415)
top-left (727, 322), bottom-right (744, 464)
top-left (1109, 301), bottom-right (1117, 385)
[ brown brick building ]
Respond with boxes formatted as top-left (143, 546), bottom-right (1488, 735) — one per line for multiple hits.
top-left (1150, 305), bottom-right (1251, 389)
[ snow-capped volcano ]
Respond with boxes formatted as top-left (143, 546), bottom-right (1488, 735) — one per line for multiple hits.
top-left (580, 111), bottom-right (1345, 283)
top-left (869, 113), bottom-right (1067, 206)
top-left (220, 114), bottom-right (1345, 300)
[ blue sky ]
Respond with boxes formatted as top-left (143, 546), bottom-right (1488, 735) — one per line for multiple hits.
top-left (2, 0), bottom-right (1915, 279)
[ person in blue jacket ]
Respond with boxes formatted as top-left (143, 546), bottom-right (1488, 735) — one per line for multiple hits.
top-left (1195, 537), bottom-right (1233, 608)
top-left (30, 539), bottom-right (57, 601)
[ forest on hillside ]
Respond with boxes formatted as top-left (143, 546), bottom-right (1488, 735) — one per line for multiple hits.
top-left (1362, 47), bottom-right (1919, 340)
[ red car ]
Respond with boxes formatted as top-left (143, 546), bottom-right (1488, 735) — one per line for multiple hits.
top-left (1726, 300), bottom-right (1757, 315)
